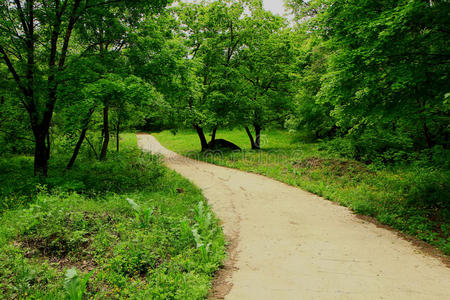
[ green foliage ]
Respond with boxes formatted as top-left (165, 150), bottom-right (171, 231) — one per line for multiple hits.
top-left (286, 34), bottom-right (335, 140)
top-left (64, 268), bottom-right (93, 300)
top-left (1, 1), bottom-right (449, 296)
top-left (173, 0), bottom-right (250, 130)
top-left (237, 12), bottom-right (295, 130)
top-left (0, 83), bottom-right (34, 155)
top-left (0, 135), bottom-right (164, 212)
top-left (284, 0), bottom-right (450, 166)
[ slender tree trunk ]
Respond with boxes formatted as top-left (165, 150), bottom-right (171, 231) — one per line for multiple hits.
top-left (66, 108), bottom-right (94, 168)
top-left (416, 96), bottom-right (433, 149)
top-left (85, 136), bottom-right (98, 159)
top-left (33, 129), bottom-right (49, 177)
top-left (67, 127), bottom-right (88, 170)
top-left (254, 124), bottom-right (261, 149)
top-left (211, 126), bottom-right (218, 142)
top-left (116, 119), bottom-right (120, 152)
top-left (99, 130), bottom-right (104, 155)
top-left (245, 126), bottom-right (257, 150)
top-left (423, 122), bottom-right (433, 149)
top-left (100, 105), bottom-right (109, 160)
top-left (194, 124), bottom-right (208, 152)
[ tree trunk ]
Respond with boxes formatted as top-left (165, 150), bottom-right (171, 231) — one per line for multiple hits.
top-left (194, 124), bottom-right (208, 152)
top-left (67, 127), bottom-right (88, 170)
top-left (423, 122), bottom-right (433, 149)
top-left (46, 131), bottom-right (51, 160)
top-left (245, 126), bottom-right (257, 150)
top-left (85, 136), bottom-right (98, 159)
top-left (254, 124), bottom-right (261, 149)
top-left (416, 97), bottom-right (433, 149)
top-left (254, 125), bottom-right (261, 149)
top-left (211, 126), bottom-right (218, 142)
top-left (116, 119), bottom-right (120, 152)
top-left (33, 130), bottom-right (49, 177)
top-left (100, 105), bottom-right (109, 160)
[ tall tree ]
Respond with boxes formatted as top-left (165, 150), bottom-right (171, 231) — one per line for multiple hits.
top-left (237, 10), bottom-right (295, 149)
top-left (175, 0), bottom-right (249, 151)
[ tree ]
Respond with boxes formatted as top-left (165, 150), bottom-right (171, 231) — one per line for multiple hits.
top-left (80, 74), bottom-right (162, 161)
top-left (0, 0), bottom-right (169, 176)
top-left (126, 10), bottom-right (185, 132)
top-left (286, 31), bottom-right (335, 141)
top-left (174, 0), bottom-right (250, 151)
top-left (237, 10), bottom-right (295, 149)
top-left (314, 0), bottom-right (450, 161)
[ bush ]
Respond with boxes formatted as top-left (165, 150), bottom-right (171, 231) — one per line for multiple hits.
top-left (404, 169), bottom-right (450, 214)
top-left (322, 128), bottom-right (414, 164)
top-left (48, 150), bottom-right (165, 195)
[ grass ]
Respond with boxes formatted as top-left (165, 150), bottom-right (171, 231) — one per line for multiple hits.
top-left (0, 133), bottom-right (226, 299)
top-left (154, 128), bottom-right (450, 255)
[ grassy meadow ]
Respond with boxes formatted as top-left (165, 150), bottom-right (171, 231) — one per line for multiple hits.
top-left (155, 129), bottom-right (450, 255)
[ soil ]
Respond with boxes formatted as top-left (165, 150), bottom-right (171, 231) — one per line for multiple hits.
top-left (137, 134), bottom-right (450, 300)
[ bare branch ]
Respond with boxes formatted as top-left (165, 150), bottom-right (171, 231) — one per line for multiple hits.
top-left (58, 0), bottom-right (82, 69)
top-left (0, 45), bottom-right (29, 103)
top-left (0, 128), bottom-right (35, 142)
top-left (13, 0), bottom-right (29, 34)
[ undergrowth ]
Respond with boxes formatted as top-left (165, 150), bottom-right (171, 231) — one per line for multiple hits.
top-left (0, 133), bottom-right (226, 298)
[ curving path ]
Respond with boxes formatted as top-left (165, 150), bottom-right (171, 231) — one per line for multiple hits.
top-left (137, 134), bottom-right (450, 300)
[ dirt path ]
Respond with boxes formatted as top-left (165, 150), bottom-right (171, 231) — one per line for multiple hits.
top-left (137, 134), bottom-right (450, 300)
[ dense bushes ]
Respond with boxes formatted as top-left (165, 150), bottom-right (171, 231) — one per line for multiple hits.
top-left (288, 0), bottom-right (450, 165)
top-left (0, 144), bottom-right (164, 212)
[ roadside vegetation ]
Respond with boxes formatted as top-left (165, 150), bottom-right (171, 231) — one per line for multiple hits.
top-left (0, 134), bottom-right (225, 299)
top-left (155, 129), bottom-right (450, 255)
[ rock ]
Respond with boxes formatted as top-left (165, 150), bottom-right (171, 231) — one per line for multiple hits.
top-left (207, 139), bottom-right (241, 151)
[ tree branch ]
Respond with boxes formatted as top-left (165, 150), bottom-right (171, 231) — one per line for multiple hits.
top-left (0, 128), bottom-right (35, 142)
top-left (13, 0), bottom-right (29, 34)
top-left (58, 0), bottom-right (82, 69)
top-left (0, 45), bottom-right (29, 109)
top-left (85, 0), bottom-right (122, 9)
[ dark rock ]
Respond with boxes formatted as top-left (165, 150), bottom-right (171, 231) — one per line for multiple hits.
top-left (206, 139), bottom-right (241, 151)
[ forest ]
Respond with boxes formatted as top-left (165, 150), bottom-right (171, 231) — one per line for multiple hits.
top-left (0, 0), bottom-right (449, 298)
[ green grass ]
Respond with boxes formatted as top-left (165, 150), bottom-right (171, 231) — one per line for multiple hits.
top-left (154, 129), bottom-right (450, 255)
top-left (0, 133), bottom-right (226, 299)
